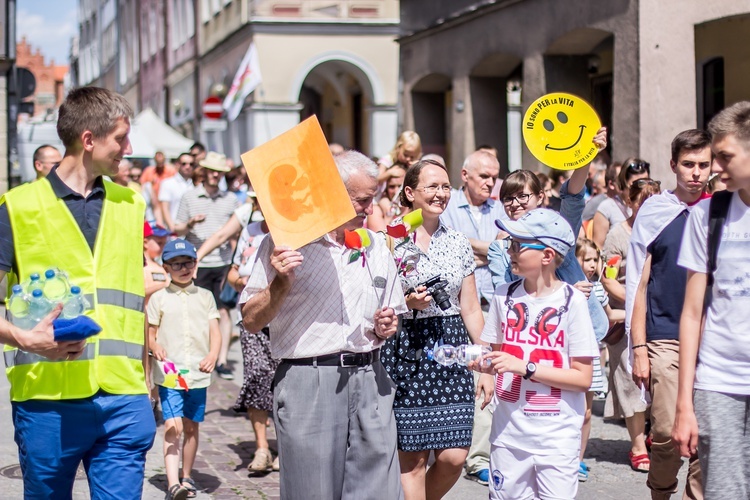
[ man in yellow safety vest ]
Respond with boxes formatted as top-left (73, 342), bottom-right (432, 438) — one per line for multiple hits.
top-left (0, 87), bottom-right (156, 499)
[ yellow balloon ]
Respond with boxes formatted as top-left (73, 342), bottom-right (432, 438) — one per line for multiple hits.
top-left (522, 93), bottom-right (602, 170)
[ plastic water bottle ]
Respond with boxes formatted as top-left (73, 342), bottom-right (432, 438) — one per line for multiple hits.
top-left (25, 273), bottom-right (44, 294)
top-left (42, 269), bottom-right (69, 302)
top-left (8, 285), bottom-right (33, 329)
top-left (428, 344), bottom-right (491, 367)
top-left (62, 286), bottom-right (86, 319)
top-left (28, 289), bottom-right (52, 322)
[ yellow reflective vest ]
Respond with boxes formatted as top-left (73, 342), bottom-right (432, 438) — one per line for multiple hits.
top-left (2, 177), bottom-right (147, 402)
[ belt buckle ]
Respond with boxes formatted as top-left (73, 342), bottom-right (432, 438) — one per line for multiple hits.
top-left (340, 353), bottom-right (358, 367)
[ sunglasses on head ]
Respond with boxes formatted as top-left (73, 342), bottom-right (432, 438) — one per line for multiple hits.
top-left (626, 161), bottom-right (650, 173)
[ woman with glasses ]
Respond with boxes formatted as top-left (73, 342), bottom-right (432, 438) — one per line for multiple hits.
top-left (380, 159), bottom-right (491, 500)
top-left (591, 158), bottom-right (650, 247)
top-left (600, 178), bottom-right (661, 473)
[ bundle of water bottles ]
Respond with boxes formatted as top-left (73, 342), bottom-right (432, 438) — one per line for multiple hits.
top-left (7, 269), bottom-right (91, 330)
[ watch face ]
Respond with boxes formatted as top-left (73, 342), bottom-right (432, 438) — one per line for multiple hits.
top-left (527, 362), bottom-right (537, 372)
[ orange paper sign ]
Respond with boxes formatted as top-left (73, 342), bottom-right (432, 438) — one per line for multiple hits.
top-left (240, 116), bottom-right (356, 249)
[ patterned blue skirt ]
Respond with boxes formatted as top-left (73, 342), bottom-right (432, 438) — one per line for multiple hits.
top-left (380, 314), bottom-right (474, 452)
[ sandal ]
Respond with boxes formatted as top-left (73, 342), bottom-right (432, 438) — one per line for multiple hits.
top-left (165, 484), bottom-right (189, 500)
top-left (629, 451), bottom-right (650, 473)
top-left (248, 448), bottom-right (273, 472)
top-left (180, 477), bottom-right (197, 498)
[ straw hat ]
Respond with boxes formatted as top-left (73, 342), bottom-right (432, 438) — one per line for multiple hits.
top-left (199, 151), bottom-right (231, 172)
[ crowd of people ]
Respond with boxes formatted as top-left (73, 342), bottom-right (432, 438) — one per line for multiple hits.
top-left (0, 86), bottom-right (748, 500)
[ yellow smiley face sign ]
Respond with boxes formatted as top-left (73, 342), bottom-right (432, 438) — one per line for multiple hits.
top-left (522, 92), bottom-right (602, 170)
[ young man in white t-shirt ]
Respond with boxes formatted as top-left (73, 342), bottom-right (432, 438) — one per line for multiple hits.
top-left (673, 101), bottom-right (750, 499)
top-left (472, 209), bottom-right (598, 499)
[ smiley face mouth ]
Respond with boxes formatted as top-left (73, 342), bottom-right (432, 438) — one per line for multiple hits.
top-left (545, 125), bottom-right (586, 151)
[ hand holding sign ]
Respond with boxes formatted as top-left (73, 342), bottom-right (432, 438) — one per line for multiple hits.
top-left (523, 93), bottom-right (602, 170)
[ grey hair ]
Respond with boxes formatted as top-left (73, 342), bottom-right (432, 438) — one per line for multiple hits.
top-left (462, 150), bottom-right (499, 172)
top-left (335, 150), bottom-right (379, 185)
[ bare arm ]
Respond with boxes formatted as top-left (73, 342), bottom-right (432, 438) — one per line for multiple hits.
top-left (197, 214), bottom-right (243, 262)
top-left (458, 274), bottom-right (486, 345)
top-left (199, 318), bottom-right (222, 373)
top-left (468, 237), bottom-right (492, 267)
top-left (160, 200), bottom-right (174, 231)
top-left (604, 303), bottom-right (625, 323)
top-left (241, 247), bottom-right (302, 332)
top-left (568, 127), bottom-right (607, 195)
top-left (173, 214), bottom-right (205, 237)
top-left (631, 252), bottom-right (652, 387)
top-left (672, 270), bottom-right (706, 457)
top-left (601, 276), bottom-right (625, 304)
top-left (592, 211), bottom-right (610, 249)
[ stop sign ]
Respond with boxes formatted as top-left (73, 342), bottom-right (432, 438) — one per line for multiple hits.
top-left (202, 96), bottom-right (223, 119)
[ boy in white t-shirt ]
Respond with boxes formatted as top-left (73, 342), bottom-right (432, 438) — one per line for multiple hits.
top-left (673, 102), bottom-right (750, 499)
top-left (471, 209), bottom-right (599, 499)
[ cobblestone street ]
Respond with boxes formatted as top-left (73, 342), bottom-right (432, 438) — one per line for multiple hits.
top-left (0, 339), bottom-right (687, 499)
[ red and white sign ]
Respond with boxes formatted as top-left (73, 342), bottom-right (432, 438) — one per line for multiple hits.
top-left (202, 96), bottom-right (224, 119)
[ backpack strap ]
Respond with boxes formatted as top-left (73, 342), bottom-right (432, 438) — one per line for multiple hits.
top-left (703, 190), bottom-right (732, 314)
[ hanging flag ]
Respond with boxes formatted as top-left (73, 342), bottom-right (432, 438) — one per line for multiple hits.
top-left (223, 42), bottom-right (263, 121)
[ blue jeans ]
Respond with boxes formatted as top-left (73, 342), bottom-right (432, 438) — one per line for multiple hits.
top-left (12, 392), bottom-right (156, 500)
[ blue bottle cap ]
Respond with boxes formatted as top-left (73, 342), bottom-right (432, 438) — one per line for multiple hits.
top-left (12, 284), bottom-right (23, 294)
top-left (30, 273), bottom-right (40, 281)
top-left (32, 289), bottom-right (43, 298)
top-left (70, 286), bottom-right (81, 294)
top-left (45, 269), bottom-right (55, 279)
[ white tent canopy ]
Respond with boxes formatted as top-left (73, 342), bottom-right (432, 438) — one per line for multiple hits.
top-left (128, 108), bottom-right (193, 159)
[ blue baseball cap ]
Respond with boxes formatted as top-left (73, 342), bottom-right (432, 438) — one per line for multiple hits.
top-left (495, 208), bottom-right (575, 256)
top-left (162, 238), bottom-right (197, 262)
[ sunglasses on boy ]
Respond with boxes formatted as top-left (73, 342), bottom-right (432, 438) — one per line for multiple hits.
top-left (508, 239), bottom-right (547, 252)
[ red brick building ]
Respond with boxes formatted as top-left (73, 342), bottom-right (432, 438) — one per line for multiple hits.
top-left (16, 37), bottom-right (68, 117)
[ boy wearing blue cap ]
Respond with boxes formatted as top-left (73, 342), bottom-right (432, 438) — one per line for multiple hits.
top-left (148, 238), bottom-right (221, 499)
top-left (471, 208), bottom-right (599, 499)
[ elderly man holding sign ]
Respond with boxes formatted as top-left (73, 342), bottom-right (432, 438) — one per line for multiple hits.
top-left (240, 119), bottom-right (407, 500)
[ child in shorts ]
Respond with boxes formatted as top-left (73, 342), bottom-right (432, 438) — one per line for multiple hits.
top-left (472, 209), bottom-right (599, 499)
top-left (148, 239), bottom-right (221, 500)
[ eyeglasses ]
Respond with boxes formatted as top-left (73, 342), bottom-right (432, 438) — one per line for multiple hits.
top-left (129, 174), bottom-right (141, 181)
top-left (416, 185), bottom-right (452, 195)
top-left (625, 161), bottom-right (650, 173)
top-left (165, 260), bottom-right (196, 271)
top-left (502, 193), bottom-right (534, 206)
top-left (631, 178), bottom-right (661, 189)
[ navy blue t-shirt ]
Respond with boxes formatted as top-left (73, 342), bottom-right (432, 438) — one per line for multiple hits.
top-left (645, 211), bottom-right (689, 342)
top-left (0, 166), bottom-right (105, 273)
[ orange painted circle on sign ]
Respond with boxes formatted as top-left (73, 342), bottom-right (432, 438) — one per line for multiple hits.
top-left (522, 93), bottom-right (602, 170)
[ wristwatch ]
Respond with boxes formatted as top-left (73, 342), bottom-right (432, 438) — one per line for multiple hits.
top-left (523, 362), bottom-right (537, 380)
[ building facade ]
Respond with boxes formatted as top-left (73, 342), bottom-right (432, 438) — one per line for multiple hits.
top-left (399, 0), bottom-right (750, 186)
top-left (73, 0), bottom-right (401, 161)
top-left (196, 0), bottom-right (400, 161)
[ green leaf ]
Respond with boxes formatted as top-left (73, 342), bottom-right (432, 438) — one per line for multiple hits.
top-left (348, 250), bottom-right (361, 263)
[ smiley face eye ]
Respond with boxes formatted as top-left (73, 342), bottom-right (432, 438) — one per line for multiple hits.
top-left (543, 119), bottom-right (554, 132)
top-left (557, 111), bottom-right (568, 124)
